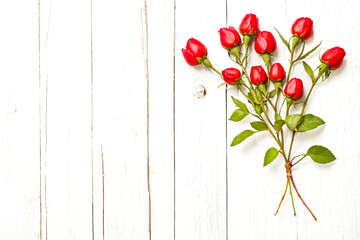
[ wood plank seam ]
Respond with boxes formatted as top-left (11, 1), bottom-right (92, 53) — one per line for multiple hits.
top-left (91, 0), bottom-right (95, 239)
top-left (143, 0), bottom-right (152, 239)
top-left (173, 0), bottom-right (176, 239)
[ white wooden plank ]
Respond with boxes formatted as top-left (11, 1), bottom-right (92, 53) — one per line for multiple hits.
top-left (92, 0), bottom-right (150, 239)
top-left (39, 0), bottom-right (93, 238)
top-left (227, 1), bottom-right (360, 239)
top-left (226, 1), bottom-right (298, 239)
top-left (0, 1), bottom-right (40, 239)
top-left (175, 0), bottom-right (228, 239)
top-left (284, 0), bottom-right (360, 239)
top-left (147, 0), bottom-right (175, 239)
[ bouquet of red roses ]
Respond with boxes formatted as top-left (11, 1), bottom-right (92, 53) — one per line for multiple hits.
top-left (182, 13), bottom-right (346, 220)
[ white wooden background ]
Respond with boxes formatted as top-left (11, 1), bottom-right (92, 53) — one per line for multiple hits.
top-left (0, 0), bottom-right (359, 239)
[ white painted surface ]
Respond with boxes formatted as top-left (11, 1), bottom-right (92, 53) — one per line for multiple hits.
top-left (0, 0), bottom-right (359, 239)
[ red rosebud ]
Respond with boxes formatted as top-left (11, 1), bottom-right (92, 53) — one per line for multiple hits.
top-left (291, 17), bottom-right (313, 40)
top-left (222, 68), bottom-right (241, 85)
top-left (254, 31), bottom-right (277, 54)
top-left (219, 27), bottom-right (241, 49)
top-left (321, 47), bottom-right (346, 69)
top-left (182, 38), bottom-right (207, 66)
top-left (250, 66), bottom-right (267, 85)
top-left (239, 13), bottom-right (259, 36)
top-left (284, 78), bottom-right (303, 99)
top-left (269, 63), bottom-right (286, 82)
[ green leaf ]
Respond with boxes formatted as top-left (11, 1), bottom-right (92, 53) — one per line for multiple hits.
top-left (269, 89), bottom-right (276, 98)
top-left (274, 28), bottom-right (290, 52)
top-left (231, 96), bottom-right (249, 113)
top-left (275, 113), bottom-right (282, 121)
top-left (254, 104), bottom-right (263, 115)
top-left (298, 41), bottom-right (322, 60)
top-left (231, 130), bottom-right (256, 147)
top-left (274, 120), bottom-right (285, 131)
top-left (229, 109), bottom-right (249, 122)
top-left (297, 114), bottom-right (325, 132)
top-left (264, 147), bottom-right (279, 166)
top-left (303, 61), bottom-right (314, 81)
top-left (247, 92), bottom-right (255, 103)
top-left (285, 114), bottom-right (303, 131)
top-left (249, 89), bottom-right (260, 104)
top-left (250, 121), bottom-right (268, 131)
top-left (306, 145), bottom-right (336, 164)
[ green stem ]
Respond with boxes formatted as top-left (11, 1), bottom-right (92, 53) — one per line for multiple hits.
top-left (291, 155), bottom-right (306, 167)
top-left (274, 92), bottom-right (280, 110)
top-left (209, 65), bottom-right (222, 76)
top-left (265, 56), bottom-right (271, 90)
top-left (287, 131), bottom-right (295, 161)
top-left (266, 96), bottom-right (276, 111)
top-left (287, 74), bottom-right (321, 160)
top-left (274, 179), bottom-right (289, 216)
top-left (288, 179), bottom-right (296, 216)
top-left (242, 45), bottom-right (249, 68)
top-left (235, 57), bottom-right (289, 161)
top-left (236, 58), bottom-right (254, 91)
top-left (287, 62), bottom-right (294, 83)
top-left (286, 50), bottom-right (294, 83)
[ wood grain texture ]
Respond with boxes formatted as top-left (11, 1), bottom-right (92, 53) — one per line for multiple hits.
top-left (226, 1), bottom-right (297, 239)
top-left (0, 1), bottom-right (40, 239)
top-left (0, 0), bottom-right (359, 239)
top-left (226, 0), bottom-right (360, 239)
top-left (147, 0), bottom-right (175, 239)
top-left (175, 0), bottom-right (228, 239)
top-left (39, 0), bottom-right (93, 238)
top-left (92, 0), bottom-right (150, 239)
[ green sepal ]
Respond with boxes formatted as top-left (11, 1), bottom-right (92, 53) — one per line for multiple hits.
top-left (273, 81), bottom-right (282, 92)
top-left (201, 57), bottom-right (212, 67)
top-left (291, 35), bottom-right (301, 51)
top-left (254, 104), bottom-right (263, 115)
top-left (269, 89), bottom-right (276, 98)
top-left (258, 83), bottom-right (267, 96)
top-left (255, 87), bottom-right (263, 101)
top-left (274, 28), bottom-right (290, 52)
top-left (296, 41), bottom-right (322, 61)
top-left (303, 61), bottom-right (314, 81)
top-left (230, 45), bottom-right (240, 60)
top-left (243, 35), bottom-right (251, 49)
top-left (250, 88), bottom-right (260, 104)
top-left (262, 53), bottom-right (271, 70)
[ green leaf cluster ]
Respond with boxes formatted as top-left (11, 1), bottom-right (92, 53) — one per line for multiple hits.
top-left (285, 114), bottom-right (325, 132)
top-left (229, 96), bottom-right (249, 122)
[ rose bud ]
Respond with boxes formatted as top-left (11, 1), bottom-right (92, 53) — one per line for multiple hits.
top-left (321, 47), bottom-right (346, 69)
top-left (284, 78), bottom-right (303, 100)
top-left (269, 63), bottom-right (286, 82)
top-left (219, 27), bottom-right (241, 49)
top-left (254, 31), bottom-right (277, 54)
top-left (239, 13), bottom-right (259, 36)
top-left (182, 38), bottom-right (207, 66)
top-left (250, 66), bottom-right (267, 85)
top-left (291, 17), bottom-right (313, 40)
top-left (222, 68), bottom-right (241, 85)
